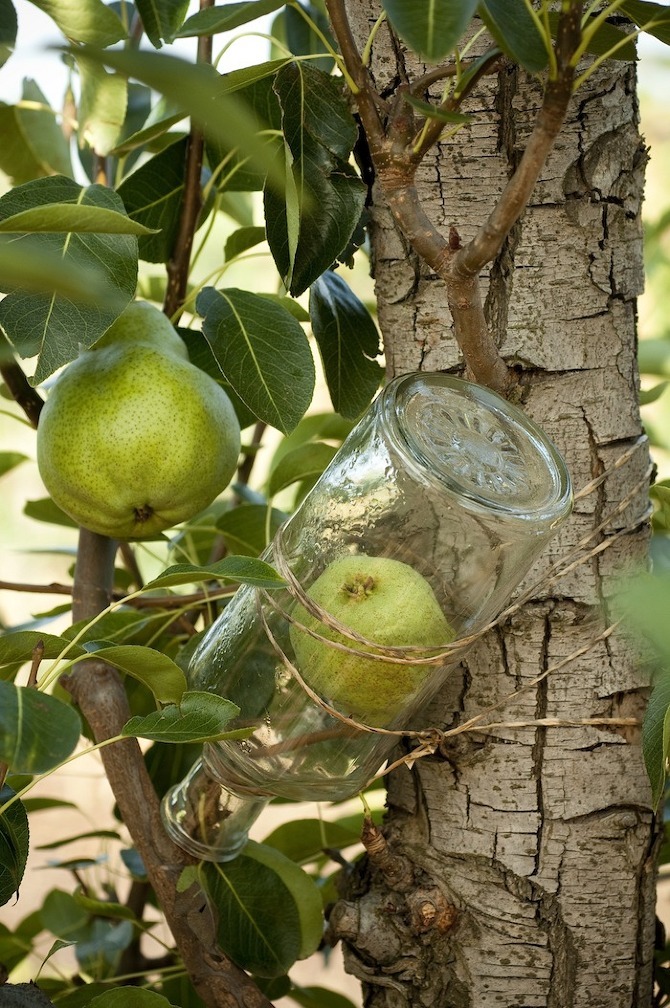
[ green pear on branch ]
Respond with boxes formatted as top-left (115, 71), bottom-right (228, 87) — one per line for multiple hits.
top-left (36, 301), bottom-right (241, 540)
top-left (289, 554), bottom-right (455, 727)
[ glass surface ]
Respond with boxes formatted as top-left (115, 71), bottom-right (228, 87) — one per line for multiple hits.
top-left (162, 373), bottom-right (573, 860)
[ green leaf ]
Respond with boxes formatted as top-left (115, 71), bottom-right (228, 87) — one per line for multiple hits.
top-left (0, 204), bottom-right (156, 235)
top-left (0, 79), bottom-right (72, 184)
top-left (83, 646), bottom-right (186, 705)
top-left (264, 61), bottom-right (366, 295)
top-left (200, 840), bottom-right (323, 977)
top-left (643, 667), bottom-right (670, 808)
top-left (382, 0), bottom-right (479, 61)
top-left (122, 691), bottom-right (242, 743)
top-left (136, 0), bottom-right (190, 46)
top-left (143, 555), bottom-right (285, 590)
top-left (276, 2), bottom-right (336, 72)
top-left (0, 786), bottom-right (29, 907)
top-left (72, 892), bottom-right (138, 922)
top-left (37, 829), bottom-right (121, 850)
top-left (309, 270), bottom-right (383, 419)
top-left (24, 497), bottom-right (79, 528)
top-left (0, 0), bottom-right (17, 69)
top-left (262, 817), bottom-right (361, 864)
top-left (0, 177), bottom-right (137, 383)
top-left (402, 93), bottom-right (472, 125)
top-left (267, 442), bottom-right (338, 497)
top-left (225, 225), bottom-right (267, 261)
top-left (0, 630), bottom-right (84, 665)
top-left (118, 137), bottom-right (195, 263)
top-left (72, 47), bottom-right (284, 190)
top-left (29, 0), bottom-right (126, 45)
top-left (290, 988), bottom-right (359, 1008)
top-left (197, 286), bottom-right (315, 434)
top-left (478, 0), bottom-right (548, 73)
top-left (110, 97), bottom-right (184, 157)
top-left (618, 572), bottom-right (670, 804)
top-left (0, 243), bottom-right (124, 311)
top-left (0, 450), bottom-right (27, 476)
top-left (0, 682), bottom-right (81, 774)
top-left (621, 0), bottom-right (670, 46)
top-left (89, 989), bottom-right (174, 1007)
top-left (177, 0), bottom-right (285, 37)
top-left (76, 56), bottom-right (128, 156)
top-left (216, 504), bottom-right (285, 557)
top-left (206, 71), bottom-right (282, 193)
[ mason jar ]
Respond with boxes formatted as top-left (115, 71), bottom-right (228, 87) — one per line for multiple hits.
top-left (162, 373), bottom-right (572, 860)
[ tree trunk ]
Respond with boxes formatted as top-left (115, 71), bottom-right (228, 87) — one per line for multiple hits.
top-left (330, 8), bottom-right (656, 1007)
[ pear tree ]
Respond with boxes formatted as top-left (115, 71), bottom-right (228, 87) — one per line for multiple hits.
top-left (0, 2), bottom-right (668, 1007)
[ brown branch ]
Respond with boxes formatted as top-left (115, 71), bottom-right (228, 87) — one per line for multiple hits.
top-left (162, 6), bottom-right (215, 322)
top-left (0, 357), bottom-right (43, 428)
top-left (63, 528), bottom-right (271, 1008)
top-left (325, 0), bottom-right (585, 399)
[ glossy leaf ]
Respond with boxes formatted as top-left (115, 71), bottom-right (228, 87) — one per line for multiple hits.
top-left (76, 57), bottom-right (128, 156)
top-left (177, 0), bottom-right (284, 37)
top-left (89, 989), bottom-right (174, 1007)
top-left (621, 0), bottom-right (670, 46)
top-left (0, 177), bottom-right (137, 383)
top-left (110, 97), bottom-right (184, 157)
top-left (197, 286), bottom-right (315, 434)
top-left (83, 646), bottom-right (186, 705)
top-left (402, 92), bottom-right (472, 125)
top-left (216, 504), bottom-right (286, 556)
top-left (0, 204), bottom-right (156, 235)
top-left (136, 0), bottom-right (189, 46)
top-left (0, 0), bottom-right (17, 68)
top-left (224, 225), bottom-right (267, 261)
top-left (122, 691), bottom-right (242, 743)
top-left (0, 80), bottom-right (72, 184)
top-left (0, 630), bottom-right (84, 665)
top-left (0, 682), bottom-right (81, 773)
top-left (206, 72), bottom-right (282, 192)
top-left (0, 786), bottom-right (29, 907)
top-left (280, 2), bottom-right (336, 72)
top-left (143, 555), bottom-right (285, 590)
top-left (290, 989), bottom-right (359, 1008)
top-left (382, 0), bottom-right (479, 61)
top-left (29, 0), bottom-right (126, 45)
top-left (0, 244), bottom-right (123, 311)
top-left (200, 840), bottom-right (323, 977)
top-left (74, 47), bottom-right (284, 189)
top-left (264, 61), bottom-right (366, 295)
top-left (309, 270), bottom-right (383, 419)
top-left (23, 497), bottom-right (79, 528)
top-left (267, 442), bottom-right (337, 497)
top-left (478, 0), bottom-right (548, 73)
top-left (117, 137), bottom-right (193, 262)
top-left (574, 14), bottom-right (637, 61)
top-left (262, 817), bottom-right (360, 864)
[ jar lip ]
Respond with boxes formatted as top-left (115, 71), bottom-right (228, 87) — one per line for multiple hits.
top-left (379, 372), bottom-right (573, 525)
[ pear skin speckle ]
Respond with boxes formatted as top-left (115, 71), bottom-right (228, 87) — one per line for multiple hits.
top-left (289, 554), bottom-right (455, 726)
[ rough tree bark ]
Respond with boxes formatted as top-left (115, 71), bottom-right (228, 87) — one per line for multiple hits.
top-left (328, 6), bottom-right (656, 1007)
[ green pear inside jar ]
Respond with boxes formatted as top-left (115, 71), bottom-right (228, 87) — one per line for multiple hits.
top-left (162, 373), bottom-right (573, 862)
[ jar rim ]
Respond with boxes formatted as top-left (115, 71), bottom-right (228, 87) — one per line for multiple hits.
top-left (379, 372), bottom-right (573, 527)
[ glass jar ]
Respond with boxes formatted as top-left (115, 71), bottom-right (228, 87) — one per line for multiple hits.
top-left (162, 373), bottom-right (572, 860)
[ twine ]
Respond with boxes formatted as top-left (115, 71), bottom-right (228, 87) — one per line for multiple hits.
top-left (254, 434), bottom-right (652, 776)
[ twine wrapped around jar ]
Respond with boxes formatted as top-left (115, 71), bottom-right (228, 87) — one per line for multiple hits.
top-left (162, 372), bottom-right (583, 861)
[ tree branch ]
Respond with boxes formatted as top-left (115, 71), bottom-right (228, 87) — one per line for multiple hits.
top-left (325, 0), bottom-right (584, 399)
top-left (64, 528), bottom-right (271, 1008)
top-left (0, 357), bottom-right (43, 428)
top-left (163, 5), bottom-right (215, 321)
